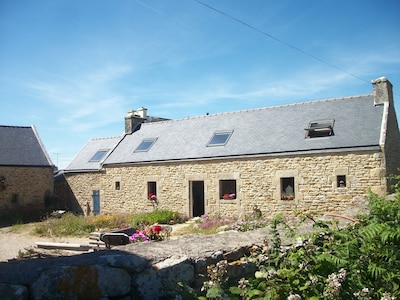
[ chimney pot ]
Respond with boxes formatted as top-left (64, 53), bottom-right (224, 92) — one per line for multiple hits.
top-left (138, 107), bottom-right (148, 119)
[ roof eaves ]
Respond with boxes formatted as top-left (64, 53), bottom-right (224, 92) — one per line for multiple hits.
top-left (63, 169), bottom-right (103, 174)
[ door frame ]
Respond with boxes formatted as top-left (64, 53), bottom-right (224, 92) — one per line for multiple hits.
top-left (190, 180), bottom-right (205, 218)
top-left (92, 190), bottom-right (100, 215)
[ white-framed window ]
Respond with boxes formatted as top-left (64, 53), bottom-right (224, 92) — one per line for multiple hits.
top-left (207, 131), bottom-right (233, 147)
top-left (89, 149), bottom-right (108, 162)
top-left (135, 138), bottom-right (157, 152)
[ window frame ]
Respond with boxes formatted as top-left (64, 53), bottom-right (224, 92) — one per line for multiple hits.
top-left (115, 181), bottom-right (121, 190)
top-left (281, 177), bottom-right (295, 200)
top-left (337, 175), bottom-right (346, 188)
top-left (207, 131), bottom-right (233, 147)
top-left (219, 179), bottom-right (237, 199)
top-left (134, 138), bottom-right (157, 152)
top-left (89, 149), bottom-right (109, 162)
top-left (305, 120), bottom-right (334, 138)
top-left (147, 181), bottom-right (157, 198)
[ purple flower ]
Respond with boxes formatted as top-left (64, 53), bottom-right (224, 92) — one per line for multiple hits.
top-left (129, 230), bottom-right (149, 242)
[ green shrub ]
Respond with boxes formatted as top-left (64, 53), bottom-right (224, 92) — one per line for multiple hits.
top-left (129, 210), bottom-right (182, 228)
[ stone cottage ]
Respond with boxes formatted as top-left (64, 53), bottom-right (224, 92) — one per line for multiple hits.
top-left (0, 125), bottom-right (54, 217)
top-left (60, 77), bottom-right (400, 218)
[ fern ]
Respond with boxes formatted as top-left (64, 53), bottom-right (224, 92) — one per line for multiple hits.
top-left (316, 253), bottom-right (348, 267)
top-left (359, 223), bottom-right (385, 240)
top-left (368, 263), bottom-right (388, 279)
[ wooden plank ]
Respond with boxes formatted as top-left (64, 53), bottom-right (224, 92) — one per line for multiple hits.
top-left (35, 242), bottom-right (93, 251)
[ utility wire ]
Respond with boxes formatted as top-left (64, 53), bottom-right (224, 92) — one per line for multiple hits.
top-left (195, 0), bottom-right (370, 85)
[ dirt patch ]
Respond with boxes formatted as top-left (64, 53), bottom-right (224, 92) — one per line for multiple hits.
top-left (0, 224), bottom-right (90, 262)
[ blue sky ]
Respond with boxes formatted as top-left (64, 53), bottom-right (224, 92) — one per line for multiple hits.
top-left (1, 0), bottom-right (399, 169)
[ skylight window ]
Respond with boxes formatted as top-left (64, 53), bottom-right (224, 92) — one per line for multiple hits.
top-left (305, 120), bottom-right (334, 138)
top-left (89, 150), bottom-right (108, 162)
top-left (135, 138), bottom-right (157, 152)
top-left (207, 131), bottom-right (233, 146)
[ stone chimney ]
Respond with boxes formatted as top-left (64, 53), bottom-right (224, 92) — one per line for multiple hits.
top-left (372, 77), bottom-right (393, 106)
top-left (125, 109), bottom-right (145, 134)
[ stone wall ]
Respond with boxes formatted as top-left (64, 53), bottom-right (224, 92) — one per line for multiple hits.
top-left (65, 149), bottom-right (386, 217)
top-left (63, 172), bottom-right (103, 215)
top-left (0, 228), bottom-right (271, 299)
top-left (0, 166), bottom-right (54, 211)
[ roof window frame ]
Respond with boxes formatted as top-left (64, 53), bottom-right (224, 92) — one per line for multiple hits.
top-left (207, 130), bottom-right (233, 147)
top-left (134, 138), bottom-right (158, 152)
top-left (89, 149), bottom-right (109, 162)
top-left (305, 119), bottom-right (334, 138)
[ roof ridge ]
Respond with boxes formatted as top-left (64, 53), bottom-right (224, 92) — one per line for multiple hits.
top-left (142, 93), bottom-right (374, 125)
top-left (91, 135), bottom-right (122, 141)
top-left (0, 125), bottom-right (32, 129)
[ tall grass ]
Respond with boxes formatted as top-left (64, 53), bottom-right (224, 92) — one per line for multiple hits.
top-left (34, 213), bottom-right (96, 237)
top-left (129, 210), bottom-right (185, 228)
top-left (32, 210), bottom-right (183, 237)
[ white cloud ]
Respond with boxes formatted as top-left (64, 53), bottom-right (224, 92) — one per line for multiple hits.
top-left (25, 64), bottom-right (133, 133)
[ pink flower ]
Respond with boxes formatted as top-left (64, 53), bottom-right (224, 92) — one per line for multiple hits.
top-left (148, 193), bottom-right (157, 200)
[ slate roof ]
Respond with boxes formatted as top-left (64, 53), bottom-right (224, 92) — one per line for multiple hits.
top-left (0, 125), bottom-right (53, 167)
top-left (103, 94), bottom-right (383, 166)
top-left (65, 136), bottom-right (122, 172)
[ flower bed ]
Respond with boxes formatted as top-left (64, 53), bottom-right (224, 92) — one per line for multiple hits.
top-left (129, 223), bottom-right (170, 243)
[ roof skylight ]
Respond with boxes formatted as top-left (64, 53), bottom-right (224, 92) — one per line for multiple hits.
top-left (305, 120), bottom-right (334, 138)
top-left (207, 131), bottom-right (233, 146)
top-left (89, 150), bottom-right (108, 162)
top-left (135, 138), bottom-right (157, 152)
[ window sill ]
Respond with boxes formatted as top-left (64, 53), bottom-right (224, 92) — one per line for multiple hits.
top-left (281, 197), bottom-right (295, 201)
top-left (220, 198), bottom-right (237, 203)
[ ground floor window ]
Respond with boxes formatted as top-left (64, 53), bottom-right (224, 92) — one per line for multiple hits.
top-left (337, 175), bottom-right (346, 187)
top-left (219, 180), bottom-right (236, 199)
top-left (147, 181), bottom-right (157, 200)
top-left (115, 181), bottom-right (120, 190)
top-left (281, 177), bottom-right (295, 200)
top-left (11, 194), bottom-right (18, 204)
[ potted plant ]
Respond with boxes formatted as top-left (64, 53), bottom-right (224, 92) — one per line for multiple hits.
top-left (222, 193), bottom-right (236, 200)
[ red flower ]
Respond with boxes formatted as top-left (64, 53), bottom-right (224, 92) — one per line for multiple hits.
top-left (153, 225), bottom-right (162, 234)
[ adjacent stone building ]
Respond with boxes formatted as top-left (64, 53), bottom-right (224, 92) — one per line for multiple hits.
top-left (61, 77), bottom-right (400, 218)
top-left (0, 125), bottom-right (54, 217)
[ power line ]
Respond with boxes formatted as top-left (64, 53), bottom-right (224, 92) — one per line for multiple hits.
top-left (195, 0), bottom-right (370, 85)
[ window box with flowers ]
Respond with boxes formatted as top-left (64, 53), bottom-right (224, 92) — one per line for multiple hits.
top-left (222, 193), bottom-right (236, 200)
